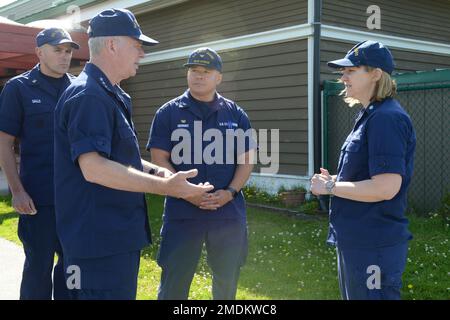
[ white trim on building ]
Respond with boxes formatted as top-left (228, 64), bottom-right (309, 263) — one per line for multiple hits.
top-left (56, 0), bottom-right (189, 23)
top-left (141, 24), bottom-right (450, 66)
top-left (307, 0), bottom-right (316, 179)
top-left (307, 36), bottom-right (315, 179)
top-left (322, 25), bottom-right (450, 56)
top-left (140, 24), bottom-right (313, 65)
top-left (248, 173), bottom-right (311, 195)
top-left (135, 23), bottom-right (450, 192)
top-left (307, 0), bottom-right (314, 24)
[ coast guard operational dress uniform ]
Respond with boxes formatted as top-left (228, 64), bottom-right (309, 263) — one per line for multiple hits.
top-left (148, 48), bottom-right (255, 300)
top-left (53, 9), bottom-right (157, 300)
top-left (0, 28), bottom-right (79, 300)
top-left (326, 41), bottom-right (416, 300)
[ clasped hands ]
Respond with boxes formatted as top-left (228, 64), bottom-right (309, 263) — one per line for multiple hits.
top-left (185, 182), bottom-right (233, 211)
top-left (310, 168), bottom-right (333, 196)
top-left (148, 167), bottom-right (232, 209)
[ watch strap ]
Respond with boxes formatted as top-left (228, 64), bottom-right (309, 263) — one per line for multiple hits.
top-left (226, 186), bottom-right (238, 198)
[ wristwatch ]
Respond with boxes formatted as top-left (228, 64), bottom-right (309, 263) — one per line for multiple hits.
top-left (226, 186), bottom-right (238, 198)
top-left (325, 180), bottom-right (336, 195)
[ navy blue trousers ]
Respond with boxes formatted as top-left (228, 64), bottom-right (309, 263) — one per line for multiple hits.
top-left (157, 219), bottom-right (248, 300)
top-left (18, 206), bottom-right (68, 300)
top-left (63, 251), bottom-right (141, 300)
top-left (336, 241), bottom-right (409, 300)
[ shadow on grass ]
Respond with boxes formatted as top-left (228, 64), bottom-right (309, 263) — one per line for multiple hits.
top-left (0, 196), bottom-right (18, 225)
top-left (142, 195), bottom-right (338, 300)
top-left (0, 211), bottom-right (19, 225)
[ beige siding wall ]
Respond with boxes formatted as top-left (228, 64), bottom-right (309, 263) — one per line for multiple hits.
top-left (322, 0), bottom-right (450, 44)
top-left (123, 40), bottom-right (309, 176)
top-left (321, 39), bottom-right (450, 82)
top-left (138, 0), bottom-right (308, 52)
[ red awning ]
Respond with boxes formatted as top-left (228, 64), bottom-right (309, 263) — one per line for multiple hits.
top-left (0, 19), bottom-right (89, 82)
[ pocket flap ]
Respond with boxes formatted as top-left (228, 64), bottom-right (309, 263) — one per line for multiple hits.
top-left (345, 141), bottom-right (361, 152)
top-left (24, 104), bottom-right (53, 115)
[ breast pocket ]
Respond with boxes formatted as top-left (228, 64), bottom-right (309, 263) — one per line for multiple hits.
top-left (341, 140), bottom-right (369, 180)
top-left (342, 140), bottom-right (363, 166)
top-left (115, 126), bottom-right (141, 166)
top-left (345, 141), bottom-right (361, 153)
top-left (23, 103), bottom-right (54, 138)
top-left (205, 128), bottom-right (237, 189)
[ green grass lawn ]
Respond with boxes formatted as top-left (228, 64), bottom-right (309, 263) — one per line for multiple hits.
top-left (0, 195), bottom-right (448, 300)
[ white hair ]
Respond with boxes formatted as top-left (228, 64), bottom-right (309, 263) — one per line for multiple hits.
top-left (88, 36), bottom-right (122, 56)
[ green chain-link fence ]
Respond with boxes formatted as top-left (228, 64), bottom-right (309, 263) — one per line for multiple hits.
top-left (323, 69), bottom-right (450, 214)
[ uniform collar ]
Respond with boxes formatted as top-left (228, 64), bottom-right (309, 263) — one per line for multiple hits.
top-left (354, 99), bottom-right (387, 128)
top-left (28, 64), bottom-right (71, 97)
top-left (179, 89), bottom-right (225, 113)
top-left (363, 99), bottom-right (387, 115)
top-left (84, 62), bottom-right (118, 96)
top-left (84, 63), bottom-right (131, 110)
top-left (84, 63), bottom-right (134, 128)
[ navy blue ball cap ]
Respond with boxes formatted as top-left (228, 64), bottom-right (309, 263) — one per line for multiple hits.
top-left (184, 47), bottom-right (223, 72)
top-left (327, 40), bottom-right (395, 74)
top-left (36, 27), bottom-right (80, 49)
top-left (88, 8), bottom-right (158, 46)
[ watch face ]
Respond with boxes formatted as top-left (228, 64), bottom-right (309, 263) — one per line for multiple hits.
top-left (325, 180), bottom-right (335, 192)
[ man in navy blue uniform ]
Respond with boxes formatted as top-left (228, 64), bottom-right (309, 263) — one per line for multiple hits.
top-left (148, 47), bottom-right (256, 300)
top-left (311, 41), bottom-right (416, 299)
top-left (54, 9), bottom-right (213, 300)
top-left (0, 28), bottom-right (79, 299)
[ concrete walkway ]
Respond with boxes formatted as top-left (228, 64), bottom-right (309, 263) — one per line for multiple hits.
top-left (0, 237), bottom-right (24, 300)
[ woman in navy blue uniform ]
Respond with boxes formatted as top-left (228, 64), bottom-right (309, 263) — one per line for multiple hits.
top-left (311, 40), bottom-right (416, 300)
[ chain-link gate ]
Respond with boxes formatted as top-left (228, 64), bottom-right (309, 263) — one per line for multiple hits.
top-left (323, 69), bottom-right (450, 214)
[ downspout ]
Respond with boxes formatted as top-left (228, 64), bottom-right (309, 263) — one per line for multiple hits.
top-left (313, 0), bottom-right (329, 210)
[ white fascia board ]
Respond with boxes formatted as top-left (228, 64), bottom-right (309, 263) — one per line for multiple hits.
top-left (57, 0), bottom-right (188, 23)
top-left (141, 23), bottom-right (450, 66)
top-left (248, 172), bottom-right (311, 195)
top-left (58, 0), bottom-right (149, 22)
top-left (308, 0), bottom-right (314, 24)
top-left (322, 25), bottom-right (450, 56)
top-left (250, 172), bottom-right (308, 180)
top-left (320, 89), bottom-right (325, 167)
top-left (307, 36), bottom-right (315, 178)
top-left (140, 24), bottom-right (313, 65)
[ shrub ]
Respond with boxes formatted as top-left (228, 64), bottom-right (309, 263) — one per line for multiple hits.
top-left (299, 200), bottom-right (320, 215)
top-left (278, 185), bottom-right (307, 193)
top-left (243, 185), bottom-right (281, 204)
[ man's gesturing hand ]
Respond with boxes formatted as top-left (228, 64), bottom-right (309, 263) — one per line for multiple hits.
top-left (166, 169), bottom-right (214, 199)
